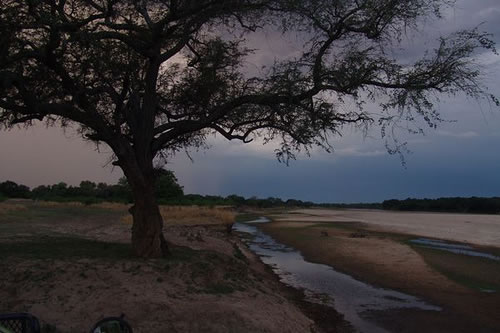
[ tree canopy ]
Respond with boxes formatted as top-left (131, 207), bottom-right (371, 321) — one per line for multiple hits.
top-left (0, 0), bottom-right (497, 257)
top-left (0, 171), bottom-right (182, 204)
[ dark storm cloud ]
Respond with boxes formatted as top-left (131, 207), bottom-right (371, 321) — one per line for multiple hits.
top-left (168, 132), bottom-right (500, 203)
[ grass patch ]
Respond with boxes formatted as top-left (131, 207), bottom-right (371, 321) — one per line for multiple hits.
top-left (0, 202), bottom-right (123, 223)
top-left (203, 282), bottom-right (237, 295)
top-left (261, 223), bottom-right (318, 243)
top-left (235, 213), bottom-right (260, 222)
top-left (171, 246), bottom-right (250, 295)
top-left (232, 244), bottom-right (248, 263)
top-left (0, 202), bottom-right (127, 239)
top-left (0, 236), bottom-right (132, 260)
top-left (411, 245), bottom-right (500, 292)
top-left (169, 244), bottom-right (204, 263)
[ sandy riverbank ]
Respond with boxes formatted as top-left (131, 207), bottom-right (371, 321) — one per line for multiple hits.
top-left (277, 208), bottom-right (500, 246)
top-left (260, 209), bottom-right (500, 332)
top-left (0, 201), bottom-right (349, 332)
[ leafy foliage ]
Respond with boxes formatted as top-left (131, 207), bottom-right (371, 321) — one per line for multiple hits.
top-left (155, 169), bottom-right (184, 200)
top-left (0, 180), bottom-right (30, 198)
top-left (0, 0), bottom-right (496, 162)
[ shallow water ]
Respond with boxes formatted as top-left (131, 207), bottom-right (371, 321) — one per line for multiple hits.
top-left (235, 218), bottom-right (441, 333)
top-left (409, 238), bottom-right (500, 261)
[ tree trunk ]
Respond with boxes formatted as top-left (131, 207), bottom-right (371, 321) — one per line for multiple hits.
top-left (126, 169), bottom-right (169, 258)
top-left (113, 134), bottom-right (169, 258)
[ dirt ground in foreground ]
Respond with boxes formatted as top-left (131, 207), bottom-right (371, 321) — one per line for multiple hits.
top-left (0, 201), bottom-right (349, 333)
top-left (261, 218), bottom-right (500, 333)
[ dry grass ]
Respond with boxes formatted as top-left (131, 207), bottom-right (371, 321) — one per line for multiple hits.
top-left (29, 201), bottom-right (129, 210)
top-left (1, 200), bottom-right (233, 227)
top-left (32, 201), bottom-right (84, 208)
top-left (161, 206), bottom-right (236, 225)
top-left (0, 202), bottom-right (27, 214)
top-left (94, 202), bottom-right (130, 210)
top-left (121, 205), bottom-right (236, 226)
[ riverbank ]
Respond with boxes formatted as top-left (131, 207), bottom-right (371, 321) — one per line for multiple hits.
top-left (259, 209), bottom-right (500, 332)
top-left (0, 201), bottom-right (349, 332)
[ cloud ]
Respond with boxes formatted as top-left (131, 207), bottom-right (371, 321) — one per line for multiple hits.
top-left (476, 52), bottom-right (500, 68)
top-left (334, 147), bottom-right (386, 157)
top-left (204, 135), bottom-right (280, 158)
top-left (436, 130), bottom-right (480, 138)
top-left (406, 138), bottom-right (431, 144)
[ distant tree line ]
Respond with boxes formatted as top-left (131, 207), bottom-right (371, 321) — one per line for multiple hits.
top-left (0, 169), bottom-right (183, 205)
top-left (382, 197), bottom-right (500, 214)
top-left (0, 180), bottom-right (30, 200)
top-left (1, 177), bottom-right (499, 213)
top-left (166, 195), bottom-right (315, 208)
top-left (318, 202), bottom-right (383, 209)
top-left (0, 173), bottom-right (316, 208)
top-left (0, 179), bottom-right (131, 204)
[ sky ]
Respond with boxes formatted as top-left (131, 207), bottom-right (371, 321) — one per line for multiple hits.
top-left (1, 0), bottom-right (500, 203)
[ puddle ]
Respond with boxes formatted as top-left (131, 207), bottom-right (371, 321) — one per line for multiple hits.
top-left (409, 238), bottom-right (500, 261)
top-left (235, 218), bottom-right (441, 333)
top-left (480, 289), bottom-right (497, 293)
top-left (244, 216), bottom-right (271, 224)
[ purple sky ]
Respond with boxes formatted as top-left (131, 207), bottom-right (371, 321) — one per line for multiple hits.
top-left (1, 0), bottom-right (500, 203)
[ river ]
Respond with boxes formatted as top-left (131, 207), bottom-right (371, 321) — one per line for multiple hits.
top-left (234, 217), bottom-right (441, 333)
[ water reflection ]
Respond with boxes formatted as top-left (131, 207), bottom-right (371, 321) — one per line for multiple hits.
top-left (410, 238), bottom-right (500, 261)
top-left (235, 218), bottom-right (441, 333)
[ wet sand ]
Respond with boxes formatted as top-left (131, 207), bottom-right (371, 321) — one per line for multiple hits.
top-left (260, 209), bottom-right (500, 332)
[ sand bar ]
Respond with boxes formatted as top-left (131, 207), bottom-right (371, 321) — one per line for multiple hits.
top-left (276, 209), bottom-right (500, 246)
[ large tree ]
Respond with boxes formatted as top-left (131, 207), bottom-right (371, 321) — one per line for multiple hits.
top-left (0, 0), bottom-right (497, 257)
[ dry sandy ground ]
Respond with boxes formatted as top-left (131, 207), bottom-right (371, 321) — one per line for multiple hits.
top-left (261, 212), bottom-right (500, 332)
top-left (277, 209), bottom-right (500, 246)
top-left (0, 202), bottom-right (348, 333)
top-left (1, 229), bottom-right (312, 332)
